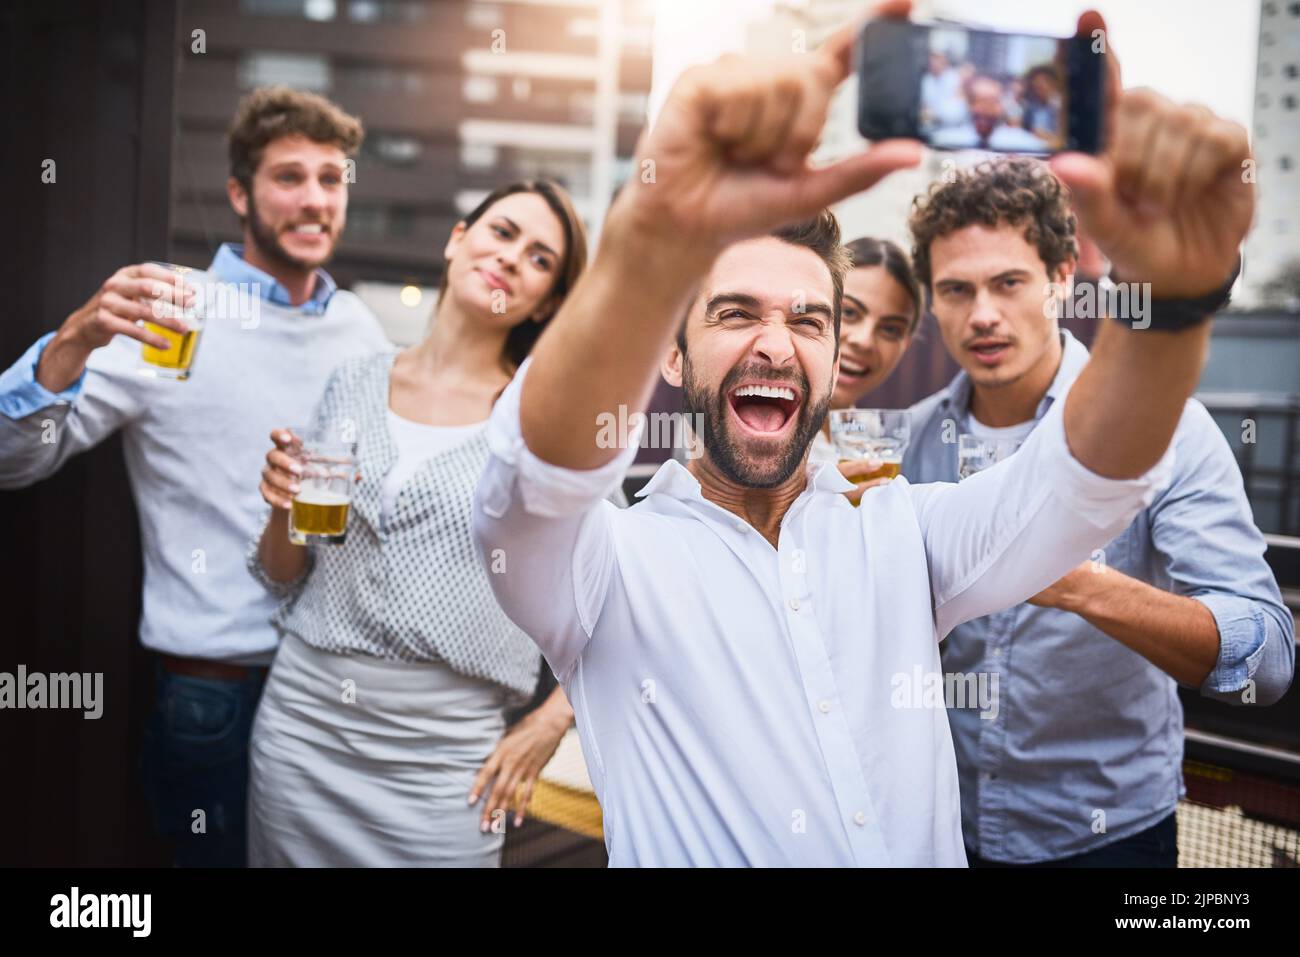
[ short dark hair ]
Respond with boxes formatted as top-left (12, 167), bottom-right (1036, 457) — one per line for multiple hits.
top-left (908, 156), bottom-right (1078, 291)
top-left (676, 210), bottom-right (850, 356)
top-left (228, 85), bottom-right (364, 192)
top-left (843, 236), bottom-right (922, 334)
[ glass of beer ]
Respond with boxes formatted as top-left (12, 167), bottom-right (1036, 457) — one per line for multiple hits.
top-left (138, 262), bottom-right (204, 381)
top-left (829, 409), bottom-right (911, 496)
top-left (288, 428), bottom-right (357, 546)
top-left (957, 434), bottom-right (1021, 480)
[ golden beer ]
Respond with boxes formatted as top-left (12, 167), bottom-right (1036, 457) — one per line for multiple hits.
top-left (839, 458), bottom-right (902, 483)
top-left (291, 490), bottom-right (351, 543)
top-left (140, 321), bottom-right (202, 377)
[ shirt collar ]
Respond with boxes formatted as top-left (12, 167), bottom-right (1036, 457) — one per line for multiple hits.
top-left (938, 328), bottom-right (1090, 422)
top-left (208, 242), bottom-right (338, 315)
top-left (635, 450), bottom-right (854, 503)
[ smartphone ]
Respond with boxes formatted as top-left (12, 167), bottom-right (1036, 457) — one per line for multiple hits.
top-left (856, 19), bottom-right (1107, 155)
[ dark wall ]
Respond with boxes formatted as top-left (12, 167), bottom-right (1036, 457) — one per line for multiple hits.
top-left (0, 0), bottom-right (176, 866)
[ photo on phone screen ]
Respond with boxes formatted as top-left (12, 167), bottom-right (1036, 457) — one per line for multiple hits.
top-left (856, 20), bottom-right (1106, 155)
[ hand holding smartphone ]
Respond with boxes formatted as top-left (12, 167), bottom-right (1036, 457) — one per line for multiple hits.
top-left (856, 17), bottom-right (1107, 154)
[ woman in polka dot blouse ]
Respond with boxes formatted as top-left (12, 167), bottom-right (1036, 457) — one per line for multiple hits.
top-left (246, 180), bottom-right (596, 866)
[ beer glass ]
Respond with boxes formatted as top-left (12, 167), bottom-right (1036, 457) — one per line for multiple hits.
top-left (138, 262), bottom-right (205, 381)
top-left (957, 434), bottom-right (1021, 480)
top-left (288, 428), bottom-right (358, 545)
top-left (829, 409), bottom-right (911, 488)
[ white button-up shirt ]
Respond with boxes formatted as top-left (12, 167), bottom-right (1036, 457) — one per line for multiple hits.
top-left (472, 358), bottom-right (1174, 866)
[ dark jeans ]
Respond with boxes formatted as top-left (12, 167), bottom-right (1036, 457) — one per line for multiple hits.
top-left (968, 811), bottom-right (1178, 868)
top-left (139, 661), bottom-right (267, 867)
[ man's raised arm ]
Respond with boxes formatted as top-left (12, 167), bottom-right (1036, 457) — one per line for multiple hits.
top-left (518, 2), bottom-right (922, 470)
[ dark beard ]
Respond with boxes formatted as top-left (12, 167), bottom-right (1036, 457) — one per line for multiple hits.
top-left (682, 352), bottom-right (831, 488)
top-left (245, 191), bottom-right (331, 273)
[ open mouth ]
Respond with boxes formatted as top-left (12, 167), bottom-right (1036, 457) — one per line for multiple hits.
top-left (838, 359), bottom-right (872, 382)
top-left (969, 341), bottom-right (1011, 366)
top-left (726, 382), bottom-right (802, 436)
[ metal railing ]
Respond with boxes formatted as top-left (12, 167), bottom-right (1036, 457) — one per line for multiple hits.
top-left (1197, 391), bottom-right (1300, 536)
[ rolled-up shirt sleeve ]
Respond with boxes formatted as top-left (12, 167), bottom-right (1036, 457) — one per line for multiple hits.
top-left (0, 332), bottom-right (87, 419)
top-left (1149, 400), bottom-right (1295, 705)
top-left (910, 386), bottom-right (1176, 639)
top-left (0, 332), bottom-right (144, 489)
top-left (1193, 592), bottom-right (1292, 703)
top-left (472, 357), bottom-right (642, 679)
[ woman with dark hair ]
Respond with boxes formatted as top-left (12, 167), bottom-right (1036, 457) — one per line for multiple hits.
top-left (244, 180), bottom-right (590, 866)
top-left (1022, 65), bottom-right (1063, 147)
top-left (812, 236), bottom-right (923, 497)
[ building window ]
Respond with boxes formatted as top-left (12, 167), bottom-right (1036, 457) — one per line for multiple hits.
top-left (569, 91), bottom-right (595, 124)
top-left (465, 4), bottom-right (503, 30)
top-left (347, 65), bottom-right (426, 95)
top-left (239, 52), bottom-right (331, 92)
top-left (390, 207), bottom-right (415, 238)
top-left (304, 0), bottom-right (336, 19)
top-left (618, 91), bottom-right (649, 124)
top-left (461, 142), bottom-right (499, 170)
top-left (463, 76), bottom-right (500, 104)
top-left (347, 0), bottom-right (427, 23)
top-left (364, 134), bottom-right (422, 165)
top-left (348, 205), bottom-right (413, 237)
top-left (240, 0), bottom-right (336, 17)
top-left (241, 0), bottom-right (311, 15)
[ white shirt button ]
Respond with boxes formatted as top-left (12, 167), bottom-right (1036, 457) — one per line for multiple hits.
top-left (788, 597), bottom-right (800, 612)
top-left (991, 648), bottom-right (1003, 659)
top-left (818, 700), bottom-right (831, 714)
top-left (734, 521), bottom-right (747, 532)
top-left (853, 811), bottom-right (867, 826)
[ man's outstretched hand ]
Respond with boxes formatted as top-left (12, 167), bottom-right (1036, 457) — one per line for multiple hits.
top-left (619, 0), bottom-right (923, 255)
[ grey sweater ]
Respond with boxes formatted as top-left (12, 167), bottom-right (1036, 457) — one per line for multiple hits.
top-left (0, 265), bottom-right (390, 663)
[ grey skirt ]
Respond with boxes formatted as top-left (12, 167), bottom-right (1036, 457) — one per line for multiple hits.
top-left (248, 632), bottom-right (509, 867)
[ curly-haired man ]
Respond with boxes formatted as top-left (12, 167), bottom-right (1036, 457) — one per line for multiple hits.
top-left (903, 156), bottom-right (1293, 867)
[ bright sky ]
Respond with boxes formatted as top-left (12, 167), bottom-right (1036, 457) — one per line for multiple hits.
top-left (652, 0), bottom-right (1260, 131)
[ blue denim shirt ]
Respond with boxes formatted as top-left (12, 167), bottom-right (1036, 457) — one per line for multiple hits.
top-left (903, 330), bottom-right (1295, 863)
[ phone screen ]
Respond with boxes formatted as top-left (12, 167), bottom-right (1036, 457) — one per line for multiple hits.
top-left (856, 20), bottom-right (1105, 155)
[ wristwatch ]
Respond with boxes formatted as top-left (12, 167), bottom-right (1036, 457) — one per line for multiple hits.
top-left (1111, 255), bottom-right (1242, 331)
